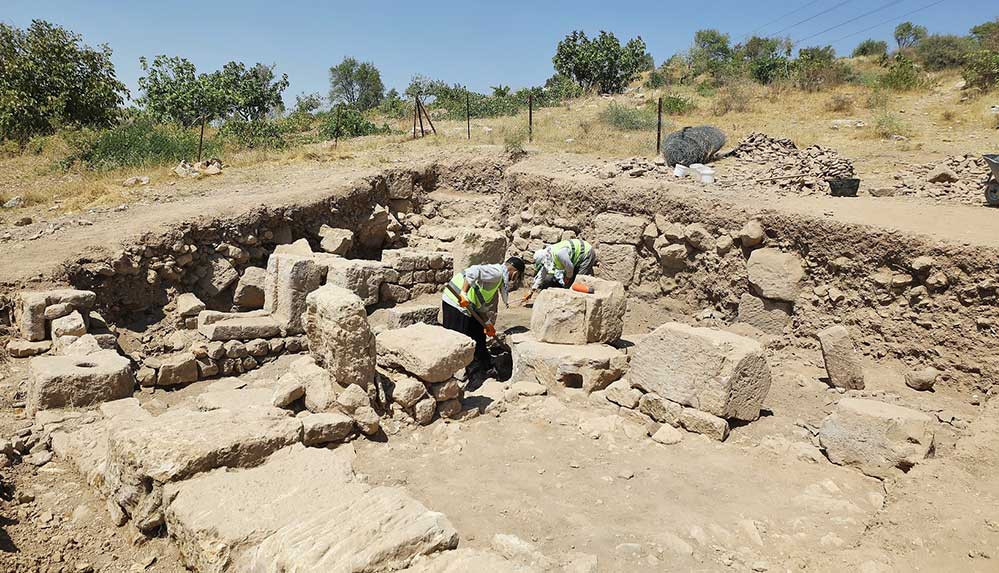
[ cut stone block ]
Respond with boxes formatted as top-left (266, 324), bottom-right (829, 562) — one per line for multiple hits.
top-left (818, 398), bottom-right (935, 479)
top-left (450, 227), bottom-right (508, 272)
top-left (18, 289), bottom-right (96, 341)
top-left (817, 325), bottom-right (865, 390)
top-left (302, 412), bottom-right (355, 445)
top-left (198, 314), bottom-right (283, 341)
top-left (27, 350), bottom-right (134, 414)
top-left (530, 276), bottom-right (626, 345)
top-left (198, 254), bottom-right (240, 297)
top-left (105, 406), bottom-right (302, 532)
top-left (630, 322), bottom-right (771, 421)
top-left (176, 293), bottom-right (205, 318)
top-left (746, 248), bottom-right (804, 303)
top-left (594, 213), bottom-right (647, 245)
top-left (679, 407), bottom-right (730, 441)
top-left (277, 356), bottom-right (339, 413)
top-left (605, 380), bottom-right (641, 409)
top-left (305, 284), bottom-right (376, 389)
top-left (163, 445), bottom-right (361, 572)
top-left (376, 323), bottom-right (475, 383)
top-left (317, 255), bottom-right (392, 306)
top-left (273, 238), bottom-right (313, 256)
top-left (639, 393), bottom-right (682, 426)
top-left (737, 293), bottom-right (791, 336)
top-left (510, 334), bottom-right (627, 393)
top-left (408, 549), bottom-right (528, 572)
top-left (264, 254), bottom-right (326, 334)
top-left (6, 339), bottom-right (51, 358)
top-left (318, 225), bottom-right (354, 255)
top-left (272, 375), bottom-right (306, 408)
top-left (51, 310), bottom-right (86, 337)
top-left (386, 302), bottom-right (440, 329)
top-left (594, 243), bottom-right (636, 285)
top-left (195, 388), bottom-right (274, 412)
top-left (232, 266), bottom-right (266, 309)
top-left (357, 205), bottom-right (390, 250)
top-left (157, 352), bottom-right (199, 387)
top-left (382, 369), bottom-right (429, 407)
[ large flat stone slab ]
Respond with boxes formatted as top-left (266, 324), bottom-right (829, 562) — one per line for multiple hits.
top-left (530, 276), bottom-right (625, 344)
top-left (376, 323), bottom-right (475, 383)
top-left (27, 350), bottom-right (134, 414)
top-left (510, 334), bottom-right (627, 393)
top-left (630, 322), bottom-right (771, 421)
top-left (304, 284), bottom-right (376, 389)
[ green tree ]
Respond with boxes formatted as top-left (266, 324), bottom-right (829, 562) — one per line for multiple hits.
top-left (689, 29), bottom-right (733, 79)
top-left (733, 36), bottom-right (793, 84)
top-left (292, 92), bottom-right (323, 115)
top-left (970, 18), bottom-right (999, 51)
top-left (491, 85), bottom-right (511, 97)
top-left (0, 20), bottom-right (127, 142)
top-left (852, 39), bottom-right (889, 57)
top-left (914, 35), bottom-right (975, 71)
top-left (552, 30), bottom-right (647, 93)
top-left (217, 62), bottom-right (288, 120)
top-left (894, 22), bottom-right (928, 49)
top-left (328, 57), bottom-right (384, 110)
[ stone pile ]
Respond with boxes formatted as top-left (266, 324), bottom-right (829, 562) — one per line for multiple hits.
top-left (880, 154), bottom-right (991, 205)
top-left (727, 132), bottom-right (856, 194)
top-left (7, 289), bottom-right (110, 357)
top-left (375, 323), bottom-right (475, 425)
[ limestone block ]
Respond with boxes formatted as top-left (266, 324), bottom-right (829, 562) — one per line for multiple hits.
top-left (352, 406), bottom-right (381, 435)
top-left (232, 266), bottom-right (266, 309)
top-left (6, 339), bottom-right (52, 358)
top-left (639, 393), bottom-right (682, 426)
top-left (737, 293), bottom-right (792, 336)
top-left (302, 413), bottom-right (355, 445)
top-left (605, 380), bottom-right (641, 409)
top-left (304, 284), bottom-right (376, 389)
top-left (414, 397), bottom-right (436, 425)
top-left (450, 227), bottom-right (508, 271)
top-left (818, 398), bottom-right (935, 479)
top-left (264, 254), bottom-right (326, 334)
top-left (376, 323), bottom-right (475, 383)
top-left (198, 254), bottom-right (240, 297)
top-left (335, 383), bottom-right (371, 413)
top-left (176, 293), bottom-right (205, 318)
top-left (530, 276), bottom-right (626, 344)
top-left (738, 220), bottom-right (765, 247)
top-left (594, 243), bottom-right (636, 285)
top-left (273, 238), bottom-right (313, 256)
top-left (817, 325), bottom-right (865, 390)
top-left (51, 310), bottom-right (86, 338)
top-left (318, 225), bottom-right (354, 255)
top-left (510, 334), bottom-right (627, 393)
top-left (19, 293), bottom-right (48, 341)
top-left (746, 248), bottom-right (804, 302)
top-left (383, 369), bottom-right (429, 408)
top-left (318, 255), bottom-right (391, 306)
top-left (679, 408), bottom-right (730, 441)
top-left (271, 375), bottom-right (306, 408)
top-left (195, 388), bottom-right (273, 412)
top-left (630, 322), bottom-right (771, 421)
top-left (594, 213), bottom-right (647, 245)
top-left (157, 352), bottom-right (199, 386)
top-left (386, 302), bottom-right (440, 329)
top-left (27, 350), bottom-right (134, 414)
top-left (18, 289), bottom-right (97, 342)
top-left (357, 205), bottom-right (391, 250)
top-left (408, 549), bottom-right (530, 572)
top-left (198, 314), bottom-right (282, 341)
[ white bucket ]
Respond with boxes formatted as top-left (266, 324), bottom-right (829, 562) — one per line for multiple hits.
top-left (673, 164), bottom-right (690, 177)
top-left (694, 165), bottom-right (716, 183)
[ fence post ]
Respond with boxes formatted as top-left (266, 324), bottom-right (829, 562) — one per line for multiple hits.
top-left (419, 98), bottom-right (437, 135)
top-left (413, 99), bottom-right (418, 139)
top-left (528, 94), bottom-right (533, 143)
top-left (333, 105), bottom-right (342, 148)
top-left (466, 91), bottom-right (471, 140)
top-left (197, 115), bottom-right (206, 162)
top-left (416, 96), bottom-right (426, 137)
top-left (656, 96), bottom-right (663, 155)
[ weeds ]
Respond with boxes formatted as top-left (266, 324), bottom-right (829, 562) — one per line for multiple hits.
top-left (599, 102), bottom-right (658, 130)
top-left (711, 82), bottom-right (752, 116)
top-left (872, 111), bottom-right (910, 139)
top-left (824, 94), bottom-right (854, 113)
top-left (661, 94), bottom-right (695, 115)
top-left (63, 119), bottom-right (221, 170)
top-left (503, 127), bottom-right (528, 155)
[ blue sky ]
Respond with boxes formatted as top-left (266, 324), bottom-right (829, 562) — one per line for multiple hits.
top-left (4, 1), bottom-right (995, 104)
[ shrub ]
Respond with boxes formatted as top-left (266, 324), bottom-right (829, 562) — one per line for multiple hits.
top-left (695, 82), bottom-right (717, 97)
top-left (824, 94), bottom-right (854, 113)
top-left (711, 82), bottom-right (751, 116)
top-left (865, 88), bottom-right (891, 110)
top-left (64, 118), bottom-right (219, 170)
top-left (661, 94), bottom-right (694, 115)
top-left (878, 54), bottom-right (927, 91)
top-left (599, 101), bottom-right (658, 130)
top-left (318, 108), bottom-right (389, 139)
top-left (377, 89), bottom-right (410, 119)
top-left (794, 46), bottom-right (853, 91)
top-left (915, 35), bottom-right (974, 71)
top-left (219, 119), bottom-right (287, 149)
top-left (962, 50), bottom-right (999, 92)
top-left (644, 69), bottom-right (668, 89)
top-left (852, 39), bottom-right (888, 58)
top-left (873, 111), bottom-right (909, 139)
top-left (503, 128), bottom-right (527, 155)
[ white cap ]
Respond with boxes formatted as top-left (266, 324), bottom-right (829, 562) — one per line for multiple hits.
top-left (533, 248), bottom-right (547, 267)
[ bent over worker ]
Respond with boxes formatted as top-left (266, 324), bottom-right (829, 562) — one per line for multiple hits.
top-left (442, 257), bottom-right (525, 370)
top-left (523, 239), bottom-right (596, 303)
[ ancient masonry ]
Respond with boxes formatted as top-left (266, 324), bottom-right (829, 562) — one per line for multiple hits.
top-left (0, 158), bottom-right (963, 570)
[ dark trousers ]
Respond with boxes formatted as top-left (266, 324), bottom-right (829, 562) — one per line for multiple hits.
top-left (442, 302), bottom-right (490, 366)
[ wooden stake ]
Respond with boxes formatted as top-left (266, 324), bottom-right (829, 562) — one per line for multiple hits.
top-left (413, 100), bottom-right (418, 139)
top-left (466, 91), bottom-right (471, 140)
top-left (419, 98), bottom-right (437, 135)
top-left (656, 96), bottom-right (663, 155)
top-left (416, 96), bottom-right (426, 137)
top-left (197, 115), bottom-right (206, 162)
top-left (528, 94), bottom-right (533, 143)
top-left (333, 105), bottom-right (342, 148)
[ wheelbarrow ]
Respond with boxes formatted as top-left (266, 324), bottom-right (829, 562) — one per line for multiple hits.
top-left (985, 154), bottom-right (999, 206)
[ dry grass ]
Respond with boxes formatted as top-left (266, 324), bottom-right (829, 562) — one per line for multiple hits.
top-left (2, 70), bottom-right (992, 217)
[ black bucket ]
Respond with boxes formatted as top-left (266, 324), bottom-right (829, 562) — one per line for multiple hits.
top-left (828, 178), bottom-right (860, 197)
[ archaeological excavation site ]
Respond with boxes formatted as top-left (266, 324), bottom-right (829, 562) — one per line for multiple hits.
top-left (1, 147), bottom-right (998, 572)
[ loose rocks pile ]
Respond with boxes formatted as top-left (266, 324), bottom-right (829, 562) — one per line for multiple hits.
top-left (726, 132), bottom-right (856, 194)
top-left (881, 154), bottom-right (991, 205)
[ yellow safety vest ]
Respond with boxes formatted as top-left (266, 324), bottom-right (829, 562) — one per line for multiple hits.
top-left (443, 272), bottom-right (501, 309)
top-left (549, 239), bottom-right (592, 271)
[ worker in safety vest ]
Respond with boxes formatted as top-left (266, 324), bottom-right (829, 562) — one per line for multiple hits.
top-left (522, 239), bottom-right (596, 303)
top-left (442, 257), bottom-right (526, 368)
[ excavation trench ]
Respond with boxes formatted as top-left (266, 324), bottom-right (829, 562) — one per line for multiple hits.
top-left (2, 152), bottom-right (997, 571)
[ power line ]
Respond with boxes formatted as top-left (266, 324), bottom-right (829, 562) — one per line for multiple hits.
top-left (749, 0), bottom-right (823, 37)
top-left (793, 0), bottom-right (907, 45)
top-left (826, 0), bottom-right (948, 44)
top-left (771, 0), bottom-right (854, 36)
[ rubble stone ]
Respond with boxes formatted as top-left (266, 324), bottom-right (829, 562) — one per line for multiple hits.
top-left (51, 311), bottom-right (86, 338)
top-left (272, 375), bottom-right (306, 408)
top-left (199, 254), bottom-right (240, 297)
top-left (273, 238), bottom-right (313, 256)
top-left (318, 225), bottom-right (354, 255)
top-left (198, 314), bottom-right (282, 341)
top-left (414, 397), bottom-right (436, 425)
top-left (737, 293), bottom-right (792, 335)
top-left (630, 322), bottom-right (771, 421)
top-left (387, 371), bottom-right (429, 408)
top-left (264, 254), bottom-right (325, 334)
top-left (510, 334), bottom-right (627, 393)
top-left (684, 224), bottom-right (714, 251)
top-left (386, 302), bottom-right (440, 329)
top-left (6, 339), bottom-right (52, 358)
top-left (738, 220), bottom-right (765, 247)
top-left (377, 323), bottom-right (475, 383)
top-left (746, 248), bottom-right (804, 302)
top-left (233, 267), bottom-right (267, 309)
top-left (304, 284), bottom-right (376, 389)
top-left (302, 413), bottom-right (354, 445)
top-left (530, 276), bottom-right (626, 344)
top-left (638, 393), bottom-right (682, 426)
top-left (905, 367), bottom-right (938, 391)
top-left (176, 293), bottom-right (205, 317)
top-left (352, 406), bottom-right (381, 435)
top-left (679, 408), bottom-right (730, 441)
top-left (651, 424), bottom-right (683, 445)
top-left (335, 383), bottom-right (371, 413)
top-left (157, 352), bottom-right (199, 386)
top-left (818, 398), bottom-right (935, 478)
top-left (27, 350), bottom-right (134, 414)
top-left (594, 213), bottom-right (646, 245)
top-left (605, 380), bottom-right (641, 409)
top-left (450, 227), bottom-right (508, 271)
top-left (817, 325), bottom-right (865, 390)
